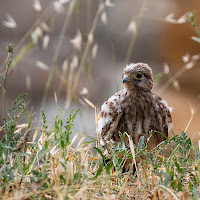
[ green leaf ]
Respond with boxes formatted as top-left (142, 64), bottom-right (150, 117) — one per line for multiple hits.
top-left (177, 181), bottom-right (182, 191)
top-left (16, 157), bottom-right (23, 175)
top-left (193, 175), bottom-right (197, 186)
top-left (162, 172), bottom-right (169, 187)
top-left (171, 180), bottom-right (176, 189)
top-left (138, 136), bottom-right (144, 151)
top-left (155, 131), bottom-right (168, 140)
top-left (153, 163), bottom-right (158, 169)
top-left (45, 141), bottom-right (48, 149)
top-left (150, 152), bottom-right (154, 162)
top-left (189, 181), bottom-right (193, 192)
top-left (74, 172), bottom-right (80, 180)
top-left (194, 145), bottom-right (199, 160)
top-left (94, 147), bottom-right (106, 161)
top-left (175, 162), bottom-right (182, 173)
top-left (0, 84), bottom-right (5, 93)
top-left (95, 163), bottom-right (103, 178)
top-left (105, 161), bottom-right (113, 175)
top-left (187, 12), bottom-right (195, 25)
top-left (192, 188), bottom-right (199, 199)
top-left (169, 169), bottom-right (174, 180)
top-left (23, 162), bottom-right (32, 173)
top-left (83, 140), bottom-right (98, 145)
top-left (119, 132), bottom-right (125, 141)
top-left (0, 75), bottom-right (5, 80)
top-left (61, 140), bottom-right (65, 149)
top-left (6, 44), bottom-right (14, 53)
top-left (0, 164), bottom-right (10, 173)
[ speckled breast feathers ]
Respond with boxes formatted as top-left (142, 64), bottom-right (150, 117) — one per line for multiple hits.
top-left (97, 63), bottom-right (172, 149)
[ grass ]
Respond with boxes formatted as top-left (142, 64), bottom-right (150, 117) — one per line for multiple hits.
top-left (0, 94), bottom-right (199, 199)
top-left (0, 1), bottom-right (200, 199)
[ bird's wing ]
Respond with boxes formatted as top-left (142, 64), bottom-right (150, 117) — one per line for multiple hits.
top-left (97, 90), bottom-right (126, 142)
top-left (160, 99), bottom-right (173, 133)
top-left (154, 94), bottom-right (173, 134)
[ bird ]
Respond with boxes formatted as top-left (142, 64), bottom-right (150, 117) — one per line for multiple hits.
top-left (97, 63), bottom-right (173, 164)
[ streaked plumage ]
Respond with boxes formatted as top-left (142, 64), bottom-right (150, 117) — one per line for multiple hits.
top-left (97, 63), bottom-right (172, 160)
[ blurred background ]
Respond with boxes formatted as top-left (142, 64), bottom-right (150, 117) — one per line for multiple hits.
top-left (0, 0), bottom-right (200, 144)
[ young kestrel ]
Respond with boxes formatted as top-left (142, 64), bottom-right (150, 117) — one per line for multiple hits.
top-left (97, 63), bottom-right (173, 159)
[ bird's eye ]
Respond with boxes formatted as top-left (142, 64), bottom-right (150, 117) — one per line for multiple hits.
top-left (134, 72), bottom-right (143, 80)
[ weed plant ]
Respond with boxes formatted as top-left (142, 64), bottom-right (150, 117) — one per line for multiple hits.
top-left (0, 93), bottom-right (199, 199)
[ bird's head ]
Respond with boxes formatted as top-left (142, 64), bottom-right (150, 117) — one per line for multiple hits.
top-left (122, 63), bottom-right (154, 91)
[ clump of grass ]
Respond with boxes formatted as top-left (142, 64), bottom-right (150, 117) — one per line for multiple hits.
top-left (0, 91), bottom-right (199, 199)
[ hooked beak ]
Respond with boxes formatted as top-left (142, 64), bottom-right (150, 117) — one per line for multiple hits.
top-left (123, 76), bottom-right (132, 83)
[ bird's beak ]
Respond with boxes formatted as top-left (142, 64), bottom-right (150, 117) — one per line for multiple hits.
top-left (123, 76), bottom-right (132, 83)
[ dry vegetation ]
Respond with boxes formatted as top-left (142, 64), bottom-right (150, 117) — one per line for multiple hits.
top-left (0, 0), bottom-right (200, 199)
top-left (0, 99), bottom-right (199, 199)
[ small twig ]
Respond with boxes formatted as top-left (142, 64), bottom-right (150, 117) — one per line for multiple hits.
top-left (166, 144), bottom-right (179, 164)
top-left (117, 164), bottom-right (133, 200)
top-left (185, 104), bottom-right (199, 133)
top-left (15, 128), bottom-right (32, 187)
top-left (157, 60), bottom-right (198, 94)
top-left (157, 185), bottom-right (179, 200)
top-left (42, 0), bottom-right (76, 107)
top-left (186, 13), bottom-right (200, 37)
top-left (65, 64), bottom-right (75, 110)
top-left (13, 128), bottom-right (31, 152)
top-left (2, 45), bottom-right (13, 135)
top-left (125, 132), bottom-right (138, 175)
top-left (72, 0), bottom-right (104, 92)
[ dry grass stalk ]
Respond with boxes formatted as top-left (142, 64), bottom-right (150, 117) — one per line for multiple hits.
top-left (13, 128), bottom-right (31, 152)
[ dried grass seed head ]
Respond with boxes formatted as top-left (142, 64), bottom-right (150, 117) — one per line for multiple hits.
top-left (33, 0), bottom-right (42, 12)
top-left (2, 14), bottom-right (17, 28)
top-left (70, 30), bottom-right (82, 51)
